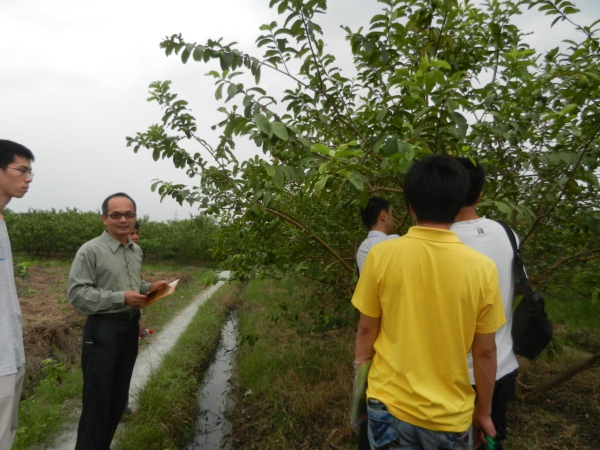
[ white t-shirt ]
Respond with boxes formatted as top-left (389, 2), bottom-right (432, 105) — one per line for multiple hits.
top-left (451, 217), bottom-right (519, 382)
top-left (356, 230), bottom-right (399, 274)
top-left (0, 220), bottom-right (25, 376)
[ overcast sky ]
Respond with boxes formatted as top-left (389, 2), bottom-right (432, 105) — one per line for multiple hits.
top-left (1, 0), bottom-right (598, 221)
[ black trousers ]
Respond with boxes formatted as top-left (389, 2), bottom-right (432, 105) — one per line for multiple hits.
top-left (473, 368), bottom-right (519, 450)
top-left (490, 369), bottom-right (518, 449)
top-left (358, 418), bottom-right (371, 449)
top-left (75, 313), bottom-right (140, 450)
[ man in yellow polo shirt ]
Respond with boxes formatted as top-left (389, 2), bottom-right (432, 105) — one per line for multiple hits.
top-left (352, 155), bottom-right (505, 450)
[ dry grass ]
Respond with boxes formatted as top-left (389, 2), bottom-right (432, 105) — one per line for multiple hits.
top-left (504, 348), bottom-right (600, 450)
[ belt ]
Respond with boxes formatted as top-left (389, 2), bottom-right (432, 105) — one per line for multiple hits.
top-left (99, 311), bottom-right (141, 322)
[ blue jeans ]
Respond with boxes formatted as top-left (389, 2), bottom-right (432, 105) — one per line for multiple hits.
top-left (367, 399), bottom-right (473, 450)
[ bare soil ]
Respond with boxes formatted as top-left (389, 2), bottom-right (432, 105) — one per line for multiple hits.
top-left (15, 263), bottom-right (190, 394)
top-left (16, 264), bottom-right (83, 393)
top-left (504, 346), bottom-right (600, 450)
top-left (16, 266), bottom-right (600, 449)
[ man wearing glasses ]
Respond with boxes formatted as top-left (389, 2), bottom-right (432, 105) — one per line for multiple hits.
top-left (68, 192), bottom-right (166, 450)
top-left (0, 140), bottom-right (34, 449)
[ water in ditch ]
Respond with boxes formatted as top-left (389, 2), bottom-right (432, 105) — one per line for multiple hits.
top-left (187, 314), bottom-right (237, 450)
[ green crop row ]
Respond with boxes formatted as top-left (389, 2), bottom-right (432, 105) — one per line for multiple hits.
top-left (4, 208), bottom-right (218, 263)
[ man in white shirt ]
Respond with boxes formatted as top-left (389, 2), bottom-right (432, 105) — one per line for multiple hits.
top-left (355, 196), bottom-right (398, 449)
top-left (356, 197), bottom-right (399, 274)
top-left (0, 139), bottom-right (34, 449)
top-left (452, 157), bottom-right (520, 450)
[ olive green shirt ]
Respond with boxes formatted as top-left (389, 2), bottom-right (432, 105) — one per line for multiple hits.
top-left (68, 231), bottom-right (150, 315)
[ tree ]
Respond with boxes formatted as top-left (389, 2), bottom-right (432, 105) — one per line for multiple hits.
top-left (127, 0), bottom-right (600, 303)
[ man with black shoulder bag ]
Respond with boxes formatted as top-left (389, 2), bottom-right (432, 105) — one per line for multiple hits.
top-left (452, 157), bottom-right (522, 450)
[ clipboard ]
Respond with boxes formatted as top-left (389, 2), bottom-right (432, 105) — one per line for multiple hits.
top-left (141, 279), bottom-right (179, 309)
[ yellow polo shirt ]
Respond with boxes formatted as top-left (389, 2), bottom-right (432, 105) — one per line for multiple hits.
top-left (352, 226), bottom-right (505, 432)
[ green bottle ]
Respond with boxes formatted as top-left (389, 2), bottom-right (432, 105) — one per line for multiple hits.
top-left (484, 436), bottom-right (496, 450)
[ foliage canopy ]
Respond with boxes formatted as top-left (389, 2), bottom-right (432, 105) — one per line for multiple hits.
top-left (128, 0), bottom-right (600, 302)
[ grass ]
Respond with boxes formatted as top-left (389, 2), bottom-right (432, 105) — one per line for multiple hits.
top-left (138, 264), bottom-right (215, 333)
top-left (114, 278), bottom-right (357, 449)
top-left (545, 295), bottom-right (600, 353)
top-left (226, 280), bottom-right (600, 449)
top-left (17, 265), bottom-right (598, 449)
top-left (13, 365), bottom-right (82, 450)
top-left (229, 279), bottom-right (356, 449)
top-left (115, 282), bottom-right (242, 449)
top-left (13, 260), bottom-right (215, 450)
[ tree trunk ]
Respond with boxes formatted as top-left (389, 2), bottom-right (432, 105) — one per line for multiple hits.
top-left (524, 351), bottom-right (600, 401)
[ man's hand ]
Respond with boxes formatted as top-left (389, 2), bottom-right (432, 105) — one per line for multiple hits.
top-left (472, 409), bottom-right (496, 449)
top-left (124, 291), bottom-right (147, 308)
top-left (149, 280), bottom-right (168, 293)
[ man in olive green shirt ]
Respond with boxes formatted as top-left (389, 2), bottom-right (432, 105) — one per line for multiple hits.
top-left (68, 192), bottom-right (165, 450)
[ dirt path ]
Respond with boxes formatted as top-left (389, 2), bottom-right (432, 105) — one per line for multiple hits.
top-left (44, 271), bottom-right (231, 450)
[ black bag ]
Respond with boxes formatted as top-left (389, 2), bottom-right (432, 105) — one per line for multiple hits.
top-left (496, 221), bottom-right (553, 360)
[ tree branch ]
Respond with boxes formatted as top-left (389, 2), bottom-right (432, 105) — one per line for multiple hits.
top-left (524, 351), bottom-right (600, 401)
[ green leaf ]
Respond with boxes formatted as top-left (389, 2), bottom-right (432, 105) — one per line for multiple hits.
top-left (272, 122), bottom-right (289, 141)
top-left (215, 83), bottom-right (224, 101)
top-left (192, 46), bottom-right (204, 61)
top-left (495, 201), bottom-right (512, 215)
top-left (383, 139), bottom-right (398, 157)
top-left (451, 112), bottom-right (468, 138)
top-left (251, 203), bottom-right (264, 216)
top-left (376, 107), bottom-right (389, 122)
top-left (558, 104), bottom-right (577, 116)
top-left (273, 166), bottom-right (284, 190)
top-left (297, 137), bottom-right (312, 148)
top-left (226, 83), bottom-right (238, 101)
top-left (311, 143), bottom-right (332, 155)
top-left (347, 172), bottom-right (366, 191)
top-left (181, 44), bottom-right (193, 64)
top-left (254, 114), bottom-right (272, 137)
top-left (219, 52), bottom-right (233, 71)
top-left (313, 175), bottom-right (330, 193)
top-left (430, 59), bottom-right (451, 70)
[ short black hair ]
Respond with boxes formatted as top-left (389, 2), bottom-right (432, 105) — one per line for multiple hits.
top-left (0, 140), bottom-right (35, 169)
top-left (101, 193), bottom-right (137, 215)
top-left (404, 155), bottom-right (469, 224)
top-left (455, 157), bottom-right (485, 206)
top-left (133, 221), bottom-right (140, 230)
top-left (360, 197), bottom-right (391, 230)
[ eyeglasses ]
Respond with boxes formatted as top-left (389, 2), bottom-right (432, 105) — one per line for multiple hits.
top-left (107, 212), bottom-right (137, 220)
top-left (6, 167), bottom-right (34, 179)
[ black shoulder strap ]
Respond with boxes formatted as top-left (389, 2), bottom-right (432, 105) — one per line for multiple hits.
top-left (495, 220), bottom-right (534, 297)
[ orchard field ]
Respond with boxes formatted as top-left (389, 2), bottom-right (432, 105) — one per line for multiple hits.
top-left (7, 209), bottom-right (600, 449)
top-left (11, 258), bottom-right (600, 449)
top-left (7, 0), bottom-right (600, 446)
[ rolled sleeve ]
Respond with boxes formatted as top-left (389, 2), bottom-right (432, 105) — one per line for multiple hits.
top-left (352, 252), bottom-right (382, 318)
top-left (140, 280), bottom-right (151, 295)
top-left (476, 267), bottom-right (507, 334)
